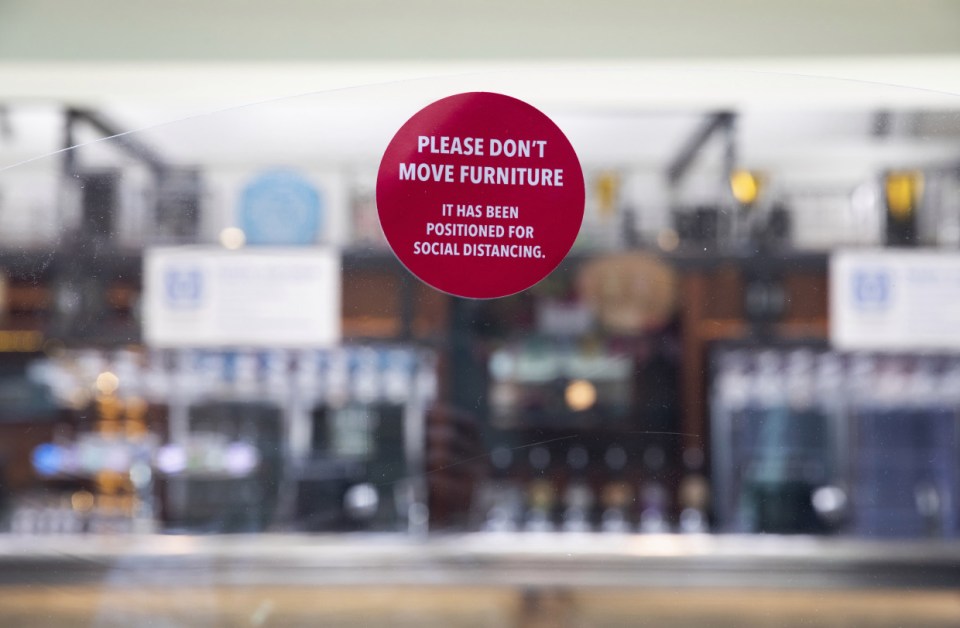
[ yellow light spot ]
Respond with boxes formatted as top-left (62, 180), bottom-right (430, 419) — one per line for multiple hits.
top-left (595, 172), bottom-right (620, 217)
top-left (71, 490), bottom-right (95, 513)
top-left (730, 170), bottom-right (760, 205)
top-left (95, 371), bottom-right (120, 395)
top-left (885, 171), bottom-right (922, 220)
top-left (565, 379), bottom-right (597, 412)
top-left (219, 227), bottom-right (246, 250)
top-left (657, 229), bottom-right (680, 252)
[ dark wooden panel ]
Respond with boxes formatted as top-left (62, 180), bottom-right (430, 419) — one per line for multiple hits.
top-left (783, 272), bottom-right (828, 322)
top-left (701, 264), bottom-right (743, 320)
top-left (342, 269), bottom-right (402, 338)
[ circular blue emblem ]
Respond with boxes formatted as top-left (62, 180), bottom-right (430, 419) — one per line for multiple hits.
top-left (238, 169), bottom-right (323, 245)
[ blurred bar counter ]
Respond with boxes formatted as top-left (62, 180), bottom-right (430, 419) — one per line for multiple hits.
top-left (2, 534), bottom-right (960, 627)
top-left (2, 533), bottom-right (960, 588)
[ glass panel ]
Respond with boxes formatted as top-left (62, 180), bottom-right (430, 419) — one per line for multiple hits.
top-left (1, 66), bottom-right (960, 626)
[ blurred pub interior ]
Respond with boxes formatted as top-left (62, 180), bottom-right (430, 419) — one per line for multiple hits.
top-left (4, 101), bottom-right (960, 539)
top-left (3, 1), bottom-right (960, 626)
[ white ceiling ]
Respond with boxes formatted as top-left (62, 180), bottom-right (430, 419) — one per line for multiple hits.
top-left (3, 1), bottom-right (960, 179)
top-left (3, 1), bottom-right (960, 62)
top-left (2, 92), bottom-right (960, 182)
top-left (2, 0), bottom-right (960, 112)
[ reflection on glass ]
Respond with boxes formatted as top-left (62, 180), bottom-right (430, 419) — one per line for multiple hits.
top-left (2, 63), bottom-right (960, 627)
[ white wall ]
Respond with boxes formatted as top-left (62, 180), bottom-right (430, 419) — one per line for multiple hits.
top-left (3, 0), bottom-right (960, 62)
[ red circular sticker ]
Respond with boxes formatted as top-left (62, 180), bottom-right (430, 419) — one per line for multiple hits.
top-left (377, 92), bottom-right (585, 299)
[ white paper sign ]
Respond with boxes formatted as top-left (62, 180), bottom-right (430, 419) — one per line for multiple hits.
top-left (831, 250), bottom-right (960, 351)
top-left (144, 247), bottom-right (340, 348)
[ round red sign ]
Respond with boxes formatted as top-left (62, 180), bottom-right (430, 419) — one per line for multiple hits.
top-left (376, 92), bottom-right (585, 299)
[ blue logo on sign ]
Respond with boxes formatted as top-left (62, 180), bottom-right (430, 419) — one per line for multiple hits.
top-left (165, 267), bottom-right (204, 309)
top-left (852, 269), bottom-right (890, 311)
top-left (239, 169), bottom-right (323, 245)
